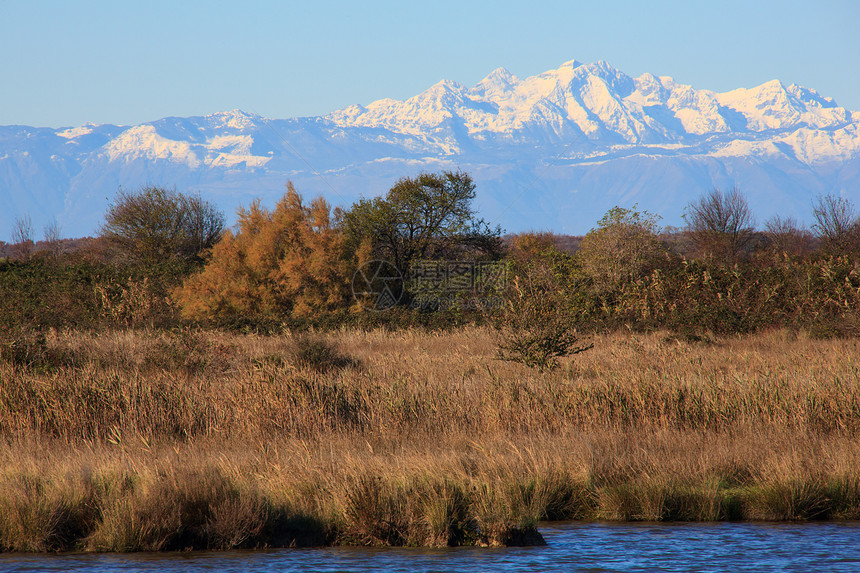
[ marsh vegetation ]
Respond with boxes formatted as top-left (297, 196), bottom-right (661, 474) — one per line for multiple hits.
top-left (2, 179), bottom-right (860, 551)
top-left (2, 327), bottom-right (860, 551)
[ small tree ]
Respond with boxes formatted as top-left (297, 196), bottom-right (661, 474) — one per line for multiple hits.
top-left (100, 186), bottom-right (225, 264)
top-left (11, 215), bottom-right (33, 261)
top-left (43, 218), bottom-right (62, 260)
top-left (764, 215), bottom-right (813, 258)
top-left (684, 187), bottom-right (755, 263)
top-left (175, 183), bottom-right (355, 321)
top-left (508, 232), bottom-right (558, 263)
top-left (812, 194), bottom-right (860, 255)
top-left (578, 206), bottom-right (662, 298)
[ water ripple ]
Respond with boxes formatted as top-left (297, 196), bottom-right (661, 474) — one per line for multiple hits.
top-left (2, 522), bottom-right (860, 573)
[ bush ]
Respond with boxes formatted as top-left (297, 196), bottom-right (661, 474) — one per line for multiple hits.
top-left (0, 328), bottom-right (79, 373)
top-left (611, 253), bottom-right (860, 336)
top-left (494, 249), bottom-right (592, 371)
top-left (292, 335), bottom-right (358, 373)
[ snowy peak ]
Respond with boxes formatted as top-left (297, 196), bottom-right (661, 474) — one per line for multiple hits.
top-left (204, 109), bottom-right (260, 130)
top-left (105, 124), bottom-right (212, 167)
top-left (100, 110), bottom-right (270, 169)
top-left (2, 57), bottom-right (859, 243)
top-left (324, 59), bottom-right (857, 148)
top-left (409, 78), bottom-right (469, 108)
top-left (471, 67), bottom-right (519, 100)
top-left (717, 80), bottom-right (849, 130)
top-left (571, 60), bottom-right (635, 96)
top-left (786, 84), bottom-right (837, 109)
top-left (57, 123), bottom-right (99, 139)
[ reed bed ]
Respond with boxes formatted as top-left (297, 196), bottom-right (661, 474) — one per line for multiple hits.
top-left (1, 327), bottom-right (859, 551)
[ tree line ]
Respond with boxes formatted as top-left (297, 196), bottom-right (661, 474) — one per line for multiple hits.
top-left (2, 174), bottom-right (860, 367)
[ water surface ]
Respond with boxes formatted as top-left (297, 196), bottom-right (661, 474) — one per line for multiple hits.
top-left (3, 522), bottom-right (860, 572)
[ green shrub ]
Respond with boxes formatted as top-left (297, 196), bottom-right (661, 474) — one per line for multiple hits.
top-left (101, 186), bottom-right (225, 264)
top-left (494, 252), bottom-right (592, 371)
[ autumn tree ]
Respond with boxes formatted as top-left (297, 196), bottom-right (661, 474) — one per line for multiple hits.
top-left (578, 206), bottom-right (663, 297)
top-left (507, 232), bottom-right (558, 263)
top-left (174, 183), bottom-right (356, 321)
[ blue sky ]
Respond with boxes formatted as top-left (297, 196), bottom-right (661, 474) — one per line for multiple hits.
top-left (2, 0), bottom-right (858, 127)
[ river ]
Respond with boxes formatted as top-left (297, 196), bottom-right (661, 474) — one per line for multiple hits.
top-left (3, 522), bottom-right (860, 572)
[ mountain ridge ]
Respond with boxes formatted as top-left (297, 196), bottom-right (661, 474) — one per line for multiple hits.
top-left (1, 59), bottom-right (858, 241)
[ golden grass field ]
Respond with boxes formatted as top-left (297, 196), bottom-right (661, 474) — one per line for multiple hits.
top-left (2, 326), bottom-right (860, 551)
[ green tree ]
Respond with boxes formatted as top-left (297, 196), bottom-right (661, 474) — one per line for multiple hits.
top-left (100, 186), bottom-right (225, 264)
top-left (342, 171), bottom-right (502, 273)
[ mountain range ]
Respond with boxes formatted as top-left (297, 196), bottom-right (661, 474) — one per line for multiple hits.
top-left (2, 59), bottom-right (859, 242)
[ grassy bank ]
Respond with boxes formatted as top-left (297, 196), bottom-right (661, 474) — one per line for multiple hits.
top-left (1, 327), bottom-right (860, 551)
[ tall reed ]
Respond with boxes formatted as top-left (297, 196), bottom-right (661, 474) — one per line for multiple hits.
top-left (1, 327), bottom-right (859, 551)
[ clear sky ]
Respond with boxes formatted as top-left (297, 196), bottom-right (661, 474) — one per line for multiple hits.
top-left (2, 0), bottom-right (858, 128)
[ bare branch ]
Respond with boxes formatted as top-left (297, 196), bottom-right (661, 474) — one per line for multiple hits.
top-left (684, 187), bottom-right (755, 262)
top-left (812, 194), bottom-right (860, 254)
top-left (11, 215), bottom-right (33, 261)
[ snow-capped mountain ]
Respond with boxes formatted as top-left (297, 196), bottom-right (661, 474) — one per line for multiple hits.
top-left (2, 60), bottom-right (859, 241)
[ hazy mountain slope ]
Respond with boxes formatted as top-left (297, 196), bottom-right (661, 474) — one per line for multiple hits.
top-left (1, 60), bottom-right (858, 241)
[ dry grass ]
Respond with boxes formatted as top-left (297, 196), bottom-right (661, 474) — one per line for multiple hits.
top-left (1, 327), bottom-right (859, 551)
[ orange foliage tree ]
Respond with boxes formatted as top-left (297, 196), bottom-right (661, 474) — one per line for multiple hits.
top-left (174, 183), bottom-right (358, 321)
